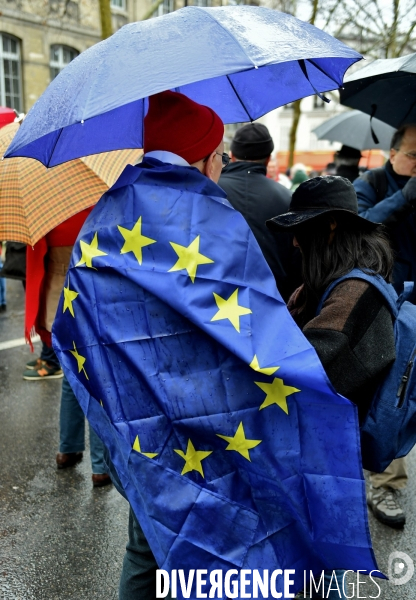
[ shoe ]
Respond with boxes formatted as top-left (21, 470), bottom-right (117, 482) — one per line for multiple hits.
top-left (25, 357), bottom-right (45, 370)
top-left (92, 473), bottom-right (112, 487)
top-left (0, 304), bottom-right (6, 312)
top-left (367, 485), bottom-right (406, 528)
top-left (56, 452), bottom-right (83, 469)
top-left (23, 363), bottom-right (63, 380)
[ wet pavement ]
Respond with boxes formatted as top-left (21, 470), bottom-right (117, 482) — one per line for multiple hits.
top-left (1, 279), bottom-right (416, 599)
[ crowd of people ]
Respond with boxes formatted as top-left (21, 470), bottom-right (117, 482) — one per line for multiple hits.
top-left (1, 92), bottom-right (416, 598)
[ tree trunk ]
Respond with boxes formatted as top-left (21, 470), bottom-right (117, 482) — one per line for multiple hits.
top-left (99, 0), bottom-right (113, 40)
top-left (287, 0), bottom-right (319, 169)
top-left (288, 99), bottom-right (301, 168)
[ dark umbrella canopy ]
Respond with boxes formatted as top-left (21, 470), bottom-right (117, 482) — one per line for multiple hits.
top-left (5, 5), bottom-right (361, 167)
top-left (340, 53), bottom-right (416, 128)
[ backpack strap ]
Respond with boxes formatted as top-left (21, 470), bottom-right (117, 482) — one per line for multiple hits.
top-left (359, 167), bottom-right (388, 204)
top-left (316, 268), bottom-right (399, 317)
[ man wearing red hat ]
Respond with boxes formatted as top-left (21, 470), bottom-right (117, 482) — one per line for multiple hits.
top-left (102, 90), bottom-right (227, 598)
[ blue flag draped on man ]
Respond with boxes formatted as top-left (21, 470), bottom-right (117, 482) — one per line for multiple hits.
top-left (53, 91), bottom-right (378, 598)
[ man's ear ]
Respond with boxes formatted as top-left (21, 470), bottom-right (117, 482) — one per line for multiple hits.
top-left (390, 148), bottom-right (397, 165)
top-left (203, 151), bottom-right (216, 181)
top-left (230, 151), bottom-right (237, 163)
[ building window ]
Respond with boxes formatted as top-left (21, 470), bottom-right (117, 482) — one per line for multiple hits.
top-left (111, 0), bottom-right (127, 10)
top-left (0, 33), bottom-right (22, 113)
top-left (152, 0), bottom-right (174, 17)
top-left (50, 45), bottom-right (79, 81)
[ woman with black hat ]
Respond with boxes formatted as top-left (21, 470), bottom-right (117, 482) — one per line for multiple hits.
top-left (267, 175), bottom-right (396, 598)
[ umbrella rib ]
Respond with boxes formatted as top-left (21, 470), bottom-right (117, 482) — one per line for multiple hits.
top-left (47, 127), bottom-right (64, 168)
top-left (226, 75), bottom-right (253, 122)
top-left (307, 58), bottom-right (342, 88)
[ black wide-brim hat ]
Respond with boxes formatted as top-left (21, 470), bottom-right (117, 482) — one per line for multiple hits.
top-left (267, 175), bottom-right (379, 232)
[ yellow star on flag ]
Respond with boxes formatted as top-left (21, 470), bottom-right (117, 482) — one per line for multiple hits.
top-left (211, 288), bottom-right (252, 333)
top-left (217, 422), bottom-right (261, 461)
top-left (174, 439), bottom-right (212, 477)
top-left (168, 235), bottom-right (214, 283)
top-left (249, 355), bottom-right (280, 376)
top-left (69, 341), bottom-right (89, 380)
top-left (63, 282), bottom-right (79, 317)
top-left (132, 435), bottom-right (158, 459)
top-left (118, 217), bottom-right (156, 265)
top-left (255, 377), bottom-right (300, 414)
top-left (76, 232), bottom-right (107, 269)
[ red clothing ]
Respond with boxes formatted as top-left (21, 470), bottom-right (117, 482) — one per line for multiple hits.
top-left (25, 208), bottom-right (92, 349)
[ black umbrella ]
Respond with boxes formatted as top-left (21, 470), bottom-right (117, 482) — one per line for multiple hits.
top-left (340, 53), bottom-right (416, 129)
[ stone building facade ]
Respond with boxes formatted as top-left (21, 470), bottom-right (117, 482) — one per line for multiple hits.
top-left (0, 0), bottom-right (219, 113)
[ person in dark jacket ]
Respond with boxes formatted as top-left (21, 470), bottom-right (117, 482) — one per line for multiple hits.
top-left (267, 176), bottom-right (396, 597)
top-left (354, 125), bottom-right (416, 528)
top-left (219, 123), bottom-right (300, 301)
top-left (334, 144), bottom-right (361, 183)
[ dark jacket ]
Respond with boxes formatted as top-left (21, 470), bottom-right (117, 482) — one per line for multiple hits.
top-left (300, 279), bottom-right (395, 423)
top-left (336, 164), bottom-right (359, 183)
top-left (354, 162), bottom-right (416, 293)
top-left (219, 161), bottom-right (300, 301)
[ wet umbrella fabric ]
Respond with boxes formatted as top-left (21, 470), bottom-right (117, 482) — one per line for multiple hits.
top-left (312, 109), bottom-right (396, 150)
top-left (0, 122), bottom-right (142, 245)
top-left (5, 6), bottom-right (361, 167)
top-left (340, 53), bottom-right (416, 128)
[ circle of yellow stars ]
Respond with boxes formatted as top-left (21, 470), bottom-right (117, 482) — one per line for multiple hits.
top-left (66, 217), bottom-right (302, 479)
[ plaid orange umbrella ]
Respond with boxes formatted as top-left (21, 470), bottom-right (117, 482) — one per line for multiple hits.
top-left (0, 122), bottom-right (142, 245)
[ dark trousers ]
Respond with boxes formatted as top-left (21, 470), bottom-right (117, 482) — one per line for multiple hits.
top-left (119, 507), bottom-right (159, 600)
top-left (40, 340), bottom-right (60, 368)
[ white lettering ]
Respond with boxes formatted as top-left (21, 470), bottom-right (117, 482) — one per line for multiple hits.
top-left (196, 570), bottom-right (207, 598)
top-left (156, 570), bottom-right (169, 598)
top-left (325, 572), bottom-right (340, 598)
top-left (209, 570), bottom-right (223, 598)
top-left (224, 569), bottom-right (239, 598)
top-left (179, 570), bottom-right (195, 599)
top-left (240, 570), bottom-right (251, 598)
top-left (171, 569), bottom-right (177, 599)
top-left (284, 570), bottom-right (295, 598)
top-left (310, 571), bottom-right (324, 597)
top-left (253, 569), bottom-right (269, 599)
top-left (270, 569), bottom-right (283, 598)
top-left (356, 571), bottom-right (366, 599)
top-left (369, 570), bottom-right (382, 599)
top-left (343, 570), bottom-right (354, 599)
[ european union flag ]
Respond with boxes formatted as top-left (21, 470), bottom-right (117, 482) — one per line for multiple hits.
top-left (53, 158), bottom-right (378, 597)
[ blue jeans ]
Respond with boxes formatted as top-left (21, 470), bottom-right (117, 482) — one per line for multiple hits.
top-left (0, 259), bottom-right (5, 305)
top-left (119, 508), bottom-right (159, 600)
top-left (59, 374), bottom-right (107, 474)
top-left (40, 341), bottom-right (60, 368)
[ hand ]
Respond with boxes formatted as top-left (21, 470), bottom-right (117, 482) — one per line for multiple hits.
top-left (402, 177), bottom-right (416, 203)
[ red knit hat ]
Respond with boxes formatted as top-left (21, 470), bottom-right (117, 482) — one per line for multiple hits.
top-left (144, 90), bottom-right (224, 164)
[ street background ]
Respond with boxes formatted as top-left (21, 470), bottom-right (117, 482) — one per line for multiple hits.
top-left (0, 279), bottom-right (415, 599)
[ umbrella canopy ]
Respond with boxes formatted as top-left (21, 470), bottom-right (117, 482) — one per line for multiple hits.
top-left (340, 53), bottom-right (416, 128)
top-left (0, 122), bottom-right (142, 245)
top-left (0, 107), bottom-right (17, 128)
top-left (5, 6), bottom-right (361, 167)
top-left (312, 109), bottom-right (396, 150)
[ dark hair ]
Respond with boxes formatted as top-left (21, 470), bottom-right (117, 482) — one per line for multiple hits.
top-left (390, 124), bottom-right (416, 150)
top-left (293, 213), bottom-right (394, 324)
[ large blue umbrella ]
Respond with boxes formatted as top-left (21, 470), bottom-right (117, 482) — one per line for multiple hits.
top-left (5, 6), bottom-right (361, 166)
